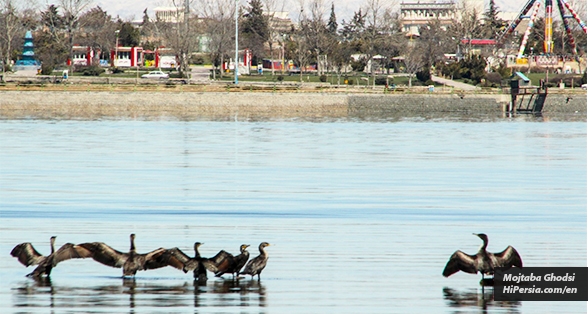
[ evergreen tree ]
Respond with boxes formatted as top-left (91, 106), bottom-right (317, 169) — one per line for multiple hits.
top-left (241, 0), bottom-right (269, 61)
top-left (340, 9), bottom-right (365, 43)
top-left (118, 22), bottom-right (141, 47)
top-left (483, 0), bottom-right (502, 38)
top-left (327, 2), bottom-right (337, 34)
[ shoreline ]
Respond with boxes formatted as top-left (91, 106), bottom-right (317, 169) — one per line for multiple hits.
top-left (1, 89), bottom-right (586, 120)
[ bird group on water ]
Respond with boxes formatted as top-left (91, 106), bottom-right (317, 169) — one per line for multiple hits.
top-left (11, 234), bottom-right (271, 281)
top-left (12, 232), bottom-right (521, 286)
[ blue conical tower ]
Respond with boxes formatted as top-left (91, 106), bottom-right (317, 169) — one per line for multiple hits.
top-left (14, 30), bottom-right (41, 71)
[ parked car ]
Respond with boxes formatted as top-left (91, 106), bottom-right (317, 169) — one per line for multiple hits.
top-left (141, 70), bottom-right (169, 79)
top-left (582, 83), bottom-right (587, 90)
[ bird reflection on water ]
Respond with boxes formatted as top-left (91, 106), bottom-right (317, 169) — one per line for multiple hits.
top-left (13, 277), bottom-right (266, 311)
top-left (443, 287), bottom-right (521, 313)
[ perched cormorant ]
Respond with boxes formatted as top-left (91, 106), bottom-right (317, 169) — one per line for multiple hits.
top-left (443, 233), bottom-right (522, 281)
top-left (240, 242), bottom-right (270, 281)
top-left (79, 234), bottom-right (184, 277)
top-left (203, 244), bottom-right (250, 278)
top-left (11, 236), bottom-right (93, 277)
top-left (168, 242), bottom-right (210, 280)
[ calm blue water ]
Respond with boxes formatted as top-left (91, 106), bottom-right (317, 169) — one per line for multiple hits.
top-left (0, 117), bottom-right (586, 313)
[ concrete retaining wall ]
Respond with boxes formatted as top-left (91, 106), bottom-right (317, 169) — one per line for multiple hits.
top-left (0, 91), bottom-right (585, 120)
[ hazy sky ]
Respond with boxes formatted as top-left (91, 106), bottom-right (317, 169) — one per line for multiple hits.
top-left (45, 0), bottom-right (527, 22)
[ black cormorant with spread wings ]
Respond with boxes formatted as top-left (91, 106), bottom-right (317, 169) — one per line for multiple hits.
top-left (202, 244), bottom-right (250, 278)
top-left (79, 234), bottom-right (184, 277)
top-left (168, 242), bottom-right (211, 280)
top-left (240, 242), bottom-right (270, 281)
top-left (443, 233), bottom-right (522, 282)
top-left (11, 236), bottom-right (93, 277)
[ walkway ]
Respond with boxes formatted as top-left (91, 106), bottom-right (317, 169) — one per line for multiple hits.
top-left (431, 75), bottom-right (480, 91)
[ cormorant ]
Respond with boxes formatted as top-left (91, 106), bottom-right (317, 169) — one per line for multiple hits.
top-left (203, 244), bottom-right (250, 278)
top-left (443, 233), bottom-right (522, 281)
top-left (79, 234), bottom-right (184, 277)
top-left (240, 242), bottom-right (270, 281)
top-left (168, 242), bottom-right (210, 280)
top-left (11, 236), bottom-right (93, 277)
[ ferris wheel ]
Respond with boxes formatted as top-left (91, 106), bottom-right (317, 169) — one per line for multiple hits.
top-left (497, 0), bottom-right (587, 62)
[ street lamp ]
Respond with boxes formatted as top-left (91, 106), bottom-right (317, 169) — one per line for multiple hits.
top-left (114, 30), bottom-right (120, 67)
top-left (235, 0), bottom-right (239, 85)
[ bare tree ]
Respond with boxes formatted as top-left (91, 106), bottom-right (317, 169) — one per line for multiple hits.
top-left (402, 43), bottom-right (425, 87)
top-left (262, 0), bottom-right (286, 75)
top-left (0, 0), bottom-right (20, 79)
top-left (196, 0), bottom-right (236, 79)
top-left (156, 0), bottom-right (200, 77)
top-left (77, 6), bottom-right (118, 64)
top-left (60, 0), bottom-right (93, 70)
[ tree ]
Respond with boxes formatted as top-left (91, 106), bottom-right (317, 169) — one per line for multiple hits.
top-left (402, 43), bottom-right (425, 87)
top-left (482, 0), bottom-right (502, 38)
top-left (241, 0), bottom-right (269, 63)
top-left (118, 22), bottom-right (140, 47)
top-left (196, 0), bottom-right (237, 79)
top-left (327, 2), bottom-right (337, 34)
top-left (35, 4), bottom-right (69, 74)
top-left (0, 0), bottom-right (21, 77)
top-left (419, 18), bottom-right (454, 69)
top-left (156, 0), bottom-right (200, 77)
top-left (77, 6), bottom-right (117, 63)
top-left (60, 0), bottom-right (93, 70)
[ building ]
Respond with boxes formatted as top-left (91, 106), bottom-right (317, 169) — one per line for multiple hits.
top-left (71, 46), bottom-right (95, 66)
top-left (110, 46), bottom-right (177, 68)
top-left (400, 0), bottom-right (457, 37)
top-left (154, 6), bottom-right (185, 23)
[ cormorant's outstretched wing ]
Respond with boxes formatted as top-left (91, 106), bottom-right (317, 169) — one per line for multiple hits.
top-left (167, 248), bottom-right (192, 264)
top-left (442, 250), bottom-right (477, 277)
top-left (202, 250), bottom-right (235, 274)
top-left (78, 242), bottom-right (127, 268)
top-left (11, 243), bottom-right (45, 267)
top-left (492, 246), bottom-right (523, 269)
top-left (51, 243), bottom-right (94, 266)
top-left (168, 247), bottom-right (200, 271)
top-left (142, 248), bottom-right (185, 271)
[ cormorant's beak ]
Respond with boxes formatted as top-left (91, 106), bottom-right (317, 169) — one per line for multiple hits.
top-left (472, 233), bottom-right (480, 238)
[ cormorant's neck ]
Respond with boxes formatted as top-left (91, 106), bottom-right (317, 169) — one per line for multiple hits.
top-left (194, 246), bottom-right (201, 258)
top-left (50, 238), bottom-right (56, 254)
top-left (130, 236), bottom-right (136, 253)
top-left (479, 238), bottom-right (488, 251)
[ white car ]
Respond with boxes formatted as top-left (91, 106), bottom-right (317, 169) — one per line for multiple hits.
top-left (141, 70), bottom-right (169, 79)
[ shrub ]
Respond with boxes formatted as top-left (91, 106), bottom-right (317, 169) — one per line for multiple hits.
top-left (277, 75), bottom-right (284, 82)
top-left (416, 69), bottom-right (431, 82)
top-left (41, 63), bottom-right (54, 75)
top-left (79, 65), bottom-right (105, 76)
top-left (425, 79), bottom-right (434, 86)
top-left (111, 67), bottom-right (125, 74)
top-left (319, 74), bottom-right (327, 82)
top-left (485, 72), bottom-right (502, 84)
top-left (374, 76), bottom-right (387, 85)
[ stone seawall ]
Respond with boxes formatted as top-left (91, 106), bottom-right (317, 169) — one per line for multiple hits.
top-left (0, 91), bottom-right (585, 120)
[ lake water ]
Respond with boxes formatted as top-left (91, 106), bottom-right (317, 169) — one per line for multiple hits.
top-left (0, 115), bottom-right (586, 313)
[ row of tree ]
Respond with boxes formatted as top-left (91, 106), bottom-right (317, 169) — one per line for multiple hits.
top-left (1, 0), bottom-right (586, 83)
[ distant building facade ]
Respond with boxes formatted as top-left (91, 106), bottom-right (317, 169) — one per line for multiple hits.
top-left (154, 7), bottom-right (185, 23)
top-left (400, 0), bottom-right (457, 37)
